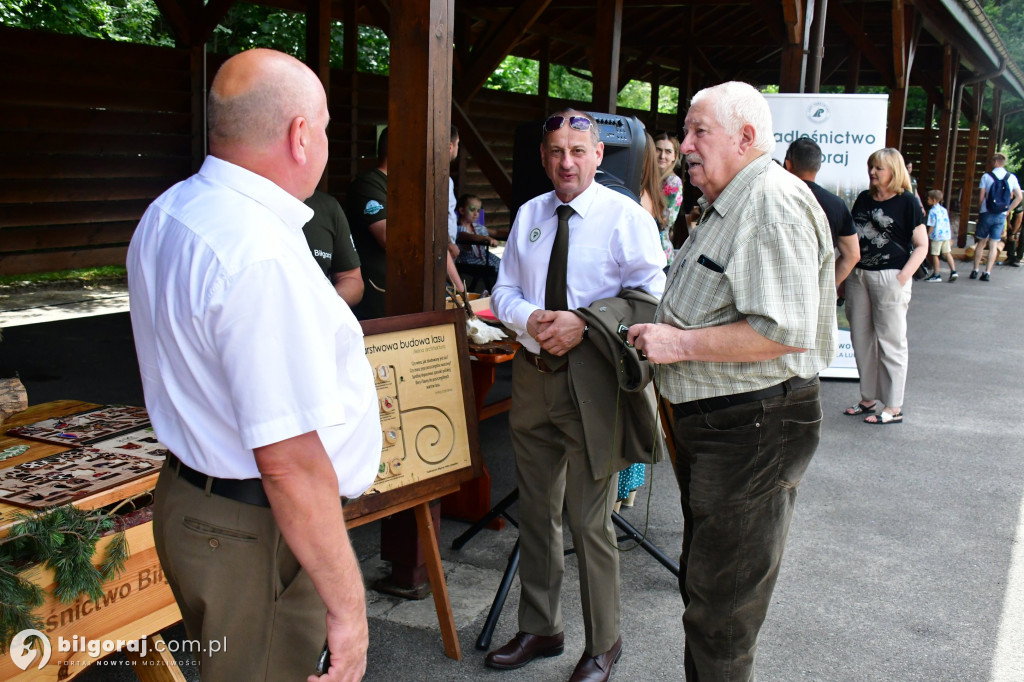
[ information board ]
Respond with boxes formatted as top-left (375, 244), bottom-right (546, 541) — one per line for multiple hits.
top-left (344, 310), bottom-right (481, 522)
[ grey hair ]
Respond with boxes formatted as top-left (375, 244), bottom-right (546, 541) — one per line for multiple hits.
top-left (690, 81), bottom-right (776, 155)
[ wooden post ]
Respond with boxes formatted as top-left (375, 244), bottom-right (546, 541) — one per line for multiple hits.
top-left (920, 100), bottom-right (934, 201)
top-left (778, 0), bottom-right (805, 93)
top-left (343, 0), bottom-right (360, 179)
top-left (987, 87), bottom-right (1002, 160)
top-left (387, 0), bottom-right (453, 316)
top-left (886, 0), bottom-right (916, 150)
top-left (957, 84), bottom-right (984, 247)
top-left (375, 0), bottom-right (454, 598)
top-left (806, 0), bottom-right (829, 93)
top-left (592, 0), bottom-right (623, 113)
top-left (935, 45), bottom-right (956, 208)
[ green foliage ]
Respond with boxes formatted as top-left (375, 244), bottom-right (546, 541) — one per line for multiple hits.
top-left (0, 505), bottom-right (129, 652)
top-left (354, 25), bottom-right (390, 75)
top-left (984, 1), bottom-right (1024, 159)
top-left (485, 55), bottom-right (539, 95)
top-left (618, 80), bottom-right (649, 111)
top-left (616, 81), bottom-right (680, 114)
top-left (549, 64), bottom-right (592, 101)
top-left (209, 4), bottom-right (390, 74)
top-left (0, 0), bottom-right (173, 46)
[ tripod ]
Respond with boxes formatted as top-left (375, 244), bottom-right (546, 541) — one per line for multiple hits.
top-left (451, 486), bottom-right (679, 651)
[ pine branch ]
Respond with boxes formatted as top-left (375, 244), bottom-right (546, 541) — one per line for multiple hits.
top-left (0, 503), bottom-right (134, 631)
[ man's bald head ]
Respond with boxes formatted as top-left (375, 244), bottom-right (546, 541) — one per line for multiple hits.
top-left (206, 49), bottom-right (330, 199)
top-left (208, 48), bottom-right (325, 154)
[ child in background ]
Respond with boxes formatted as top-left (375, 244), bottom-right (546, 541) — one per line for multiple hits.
top-left (454, 194), bottom-right (501, 269)
top-left (924, 189), bottom-right (959, 282)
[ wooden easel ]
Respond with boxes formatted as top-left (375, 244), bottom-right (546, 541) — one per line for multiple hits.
top-left (346, 486), bottom-right (463, 660)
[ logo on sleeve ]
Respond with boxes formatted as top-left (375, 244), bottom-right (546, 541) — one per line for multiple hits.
top-left (364, 200), bottom-right (384, 216)
top-left (529, 227), bottom-right (542, 242)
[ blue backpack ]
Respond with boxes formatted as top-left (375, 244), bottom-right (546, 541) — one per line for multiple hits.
top-left (985, 171), bottom-right (1012, 213)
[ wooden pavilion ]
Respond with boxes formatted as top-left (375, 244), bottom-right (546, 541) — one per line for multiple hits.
top-left (2, 1), bottom-right (1023, 296)
top-left (2, 0), bottom-right (1022, 597)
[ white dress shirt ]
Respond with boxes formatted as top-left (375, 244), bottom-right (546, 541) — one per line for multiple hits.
top-left (127, 155), bottom-right (382, 498)
top-left (492, 181), bottom-right (667, 353)
top-left (448, 177), bottom-right (458, 243)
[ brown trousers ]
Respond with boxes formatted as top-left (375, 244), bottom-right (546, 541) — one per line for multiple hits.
top-left (152, 458), bottom-right (326, 680)
top-left (509, 351), bottom-right (621, 656)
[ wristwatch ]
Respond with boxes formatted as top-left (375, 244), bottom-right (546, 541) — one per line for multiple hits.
top-left (582, 324), bottom-right (590, 341)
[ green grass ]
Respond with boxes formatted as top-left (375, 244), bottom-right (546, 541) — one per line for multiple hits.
top-left (0, 266), bottom-right (127, 287)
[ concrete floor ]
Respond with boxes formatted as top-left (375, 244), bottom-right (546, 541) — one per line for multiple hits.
top-left (2, 260), bottom-right (1023, 681)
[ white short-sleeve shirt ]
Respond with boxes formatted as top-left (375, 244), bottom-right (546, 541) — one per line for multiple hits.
top-left (979, 167), bottom-right (1021, 215)
top-left (127, 156), bottom-right (382, 498)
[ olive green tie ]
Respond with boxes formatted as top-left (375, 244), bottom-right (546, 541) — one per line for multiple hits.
top-left (541, 204), bottom-right (574, 369)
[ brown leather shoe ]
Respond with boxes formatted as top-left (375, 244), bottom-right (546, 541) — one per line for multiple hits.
top-left (567, 636), bottom-right (622, 682)
top-left (484, 631), bottom-right (565, 670)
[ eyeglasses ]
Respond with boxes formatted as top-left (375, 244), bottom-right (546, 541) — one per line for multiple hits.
top-left (543, 115), bottom-right (593, 133)
top-left (466, 205), bottom-right (482, 212)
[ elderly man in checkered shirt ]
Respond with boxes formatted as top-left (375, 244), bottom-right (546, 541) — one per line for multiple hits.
top-left (628, 82), bottom-right (836, 682)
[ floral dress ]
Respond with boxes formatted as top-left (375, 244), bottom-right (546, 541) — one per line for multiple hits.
top-left (659, 173), bottom-right (684, 265)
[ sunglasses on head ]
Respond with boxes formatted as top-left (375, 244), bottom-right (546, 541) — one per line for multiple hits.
top-left (543, 115), bottom-right (593, 133)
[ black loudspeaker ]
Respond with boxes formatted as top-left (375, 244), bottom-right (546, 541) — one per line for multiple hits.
top-left (510, 112), bottom-right (647, 225)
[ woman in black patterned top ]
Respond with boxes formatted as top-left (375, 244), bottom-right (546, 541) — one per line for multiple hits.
top-left (843, 147), bottom-right (927, 425)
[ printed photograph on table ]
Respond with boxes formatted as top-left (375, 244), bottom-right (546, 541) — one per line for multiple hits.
top-left (0, 448), bottom-right (160, 509)
top-left (4, 405), bottom-right (152, 446)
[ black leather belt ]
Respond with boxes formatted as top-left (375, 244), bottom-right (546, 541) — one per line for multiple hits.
top-left (167, 452), bottom-right (271, 508)
top-left (521, 348), bottom-right (568, 374)
top-left (672, 375), bottom-right (818, 418)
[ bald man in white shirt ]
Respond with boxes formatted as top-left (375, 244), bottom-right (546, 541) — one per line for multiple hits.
top-left (128, 49), bottom-right (380, 682)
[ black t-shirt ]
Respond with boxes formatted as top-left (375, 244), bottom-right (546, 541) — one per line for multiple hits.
top-left (804, 180), bottom-right (855, 248)
top-left (303, 190), bottom-right (360, 279)
top-left (345, 169), bottom-right (388, 319)
top-left (851, 191), bottom-right (925, 271)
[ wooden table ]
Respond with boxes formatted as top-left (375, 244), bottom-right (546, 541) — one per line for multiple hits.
top-left (440, 344), bottom-right (518, 530)
top-left (0, 401), bottom-right (183, 682)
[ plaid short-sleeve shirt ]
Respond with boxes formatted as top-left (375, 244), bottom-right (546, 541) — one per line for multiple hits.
top-left (654, 155), bottom-right (837, 403)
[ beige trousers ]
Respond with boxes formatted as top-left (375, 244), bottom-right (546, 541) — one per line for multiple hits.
top-left (509, 351), bottom-right (621, 656)
top-left (152, 459), bottom-right (327, 680)
top-left (845, 268), bottom-right (912, 408)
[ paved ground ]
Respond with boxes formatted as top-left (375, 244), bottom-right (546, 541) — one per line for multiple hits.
top-left (1, 260), bottom-right (1023, 681)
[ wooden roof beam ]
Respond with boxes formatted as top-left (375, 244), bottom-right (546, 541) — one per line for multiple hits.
top-left (592, 0), bottom-right (624, 112)
top-left (451, 102), bottom-right (512, 207)
top-left (833, 0), bottom-right (895, 88)
top-left (456, 0), bottom-right (553, 106)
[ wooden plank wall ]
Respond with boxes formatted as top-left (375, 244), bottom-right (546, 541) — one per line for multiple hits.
top-left (903, 127), bottom-right (990, 215)
top-left (0, 26), bottom-right (193, 276)
top-left (0, 26), bottom-right (678, 276)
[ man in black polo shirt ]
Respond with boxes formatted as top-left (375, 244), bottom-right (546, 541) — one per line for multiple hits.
top-left (303, 190), bottom-right (363, 306)
top-left (785, 137), bottom-right (860, 287)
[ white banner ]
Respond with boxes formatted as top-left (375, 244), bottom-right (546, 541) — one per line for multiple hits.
top-left (764, 93), bottom-right (889, 380)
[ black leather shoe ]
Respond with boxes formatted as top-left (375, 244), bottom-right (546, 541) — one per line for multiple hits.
top-left (568, 636), bottom-right (622, 682)
top-left (485, 631), bottom-right (564, 670)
